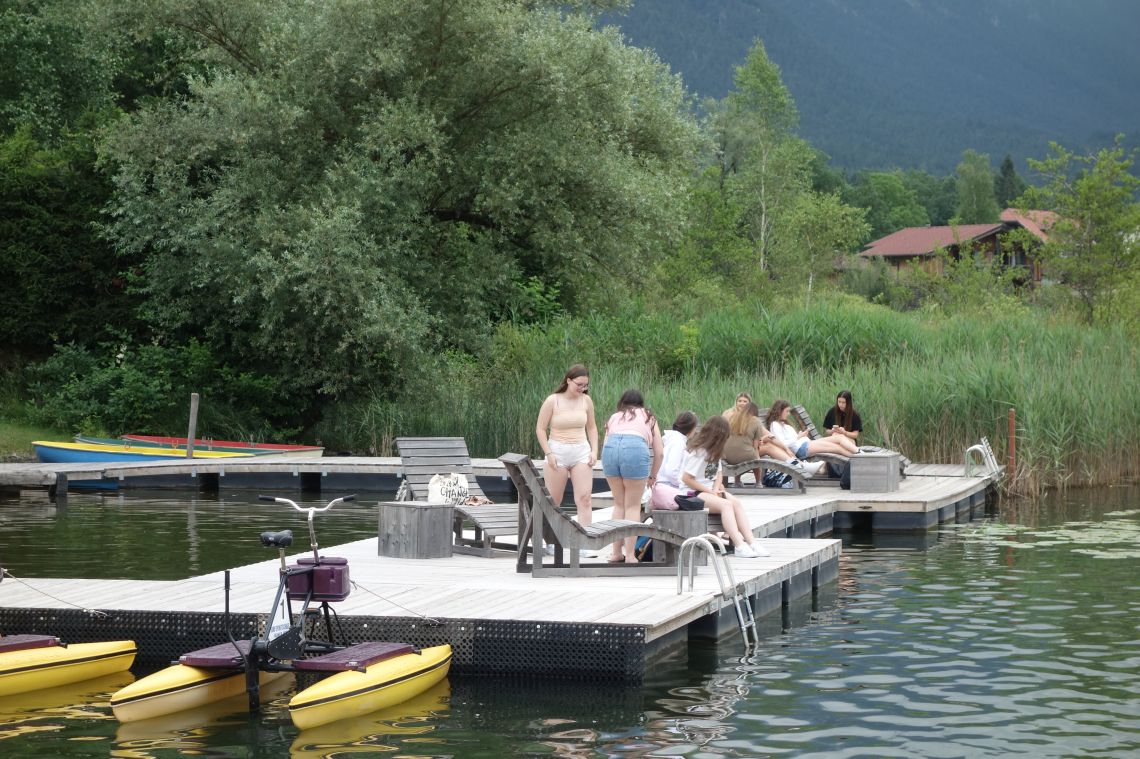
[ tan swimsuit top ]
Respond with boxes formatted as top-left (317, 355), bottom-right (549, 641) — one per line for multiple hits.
top-left (550, 395), bottom-right (588, 443)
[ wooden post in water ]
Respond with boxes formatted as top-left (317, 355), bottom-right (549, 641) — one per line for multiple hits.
top-left (186, 393), bottom-right (200, 459)
top-left (1007, 407), bottom-right (1016, 475)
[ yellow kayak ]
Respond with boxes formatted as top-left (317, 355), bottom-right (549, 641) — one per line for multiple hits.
top-left (111, 663), bottom-right (288, 723)
top-left (0, 639), bottom-right (136, 697)
top-left (288, 644), bottom-right (452, 730)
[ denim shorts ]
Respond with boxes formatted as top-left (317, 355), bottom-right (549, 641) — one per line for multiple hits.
top-left (602, 433), bottom-right (651, 480)
top-left (794, 440), bottom-right (809, 459)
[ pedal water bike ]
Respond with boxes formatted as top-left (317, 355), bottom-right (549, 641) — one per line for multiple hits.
top-left (111, 494), bottom-right (451, 729)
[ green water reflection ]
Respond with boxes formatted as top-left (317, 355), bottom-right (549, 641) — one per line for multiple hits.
top-left (0, 484), bottom-right (1137, 757)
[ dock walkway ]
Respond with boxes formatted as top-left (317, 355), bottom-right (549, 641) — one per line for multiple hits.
top-left (0, 466), bottom-right (997, 679)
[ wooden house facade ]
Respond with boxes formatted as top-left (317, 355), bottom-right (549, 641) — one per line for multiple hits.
top-left (859, 209), bottom-right (1056, 282)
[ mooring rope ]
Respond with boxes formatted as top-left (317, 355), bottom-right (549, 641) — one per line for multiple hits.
top-left (0, 567), bottom-right (110, 619)
top-left (349, 579), bottom-right (443, 625)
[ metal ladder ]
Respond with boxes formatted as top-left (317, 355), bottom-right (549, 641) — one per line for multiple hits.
top-left (965, 437), bottom-right (1000, 477)
top-left (677, 535), bottom-right (757, 648)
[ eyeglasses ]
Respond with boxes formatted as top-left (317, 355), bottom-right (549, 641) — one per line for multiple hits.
top-left (572, 380), bottom-right (589, 390)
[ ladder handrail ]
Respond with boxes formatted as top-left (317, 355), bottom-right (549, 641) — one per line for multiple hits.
top-left (677, 534), bottom-right (757, 648)
top-left (965, 437), bottom-right (1001, 477)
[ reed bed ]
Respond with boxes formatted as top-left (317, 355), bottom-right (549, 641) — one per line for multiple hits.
top-left (314, 297), bottom-right (1137, 496)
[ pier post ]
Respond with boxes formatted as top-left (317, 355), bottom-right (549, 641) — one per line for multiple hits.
top-left (51, 472), bottom-right (68, 503)
top-left (186, 392), bottom-right (200, 458)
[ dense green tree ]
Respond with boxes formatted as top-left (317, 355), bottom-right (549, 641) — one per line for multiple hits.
top-left (0, 127), bottom-right (137, 353)
top-left (993, 153), bottom-right (1028, 208)
top-left (954, 149), bottom-right (1001, 223)
top-left (0, 0), bottom-right (118, 142)
top-left (710, 40), bottom-right (810, 274)
top-left (94, 0), bottom-right (702, 400)
top-left (900, 169), bottom-right (957, 226)
top-left (1024, 137), bottom-right (1140, 324)
top-left (845, 171), bottom-right (928, 240)
top-left (770, 191), bottom-right (868, 302)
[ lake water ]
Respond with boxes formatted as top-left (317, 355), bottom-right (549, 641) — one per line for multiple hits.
top-left (0, 484), bottom-right (1137, 757)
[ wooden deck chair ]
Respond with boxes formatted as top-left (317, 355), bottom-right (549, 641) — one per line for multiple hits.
top-left (499, 453), bottom-right (687, 577)
top-left (395, 437), bottom-right (519, 557)
top-left (791, 404), bottom-right (911, 477)
top-left (720, 458), bottom-right (808, 494)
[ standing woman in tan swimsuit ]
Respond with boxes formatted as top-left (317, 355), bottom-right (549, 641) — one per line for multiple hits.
top-left (536, 364), bottom-right (600, 527)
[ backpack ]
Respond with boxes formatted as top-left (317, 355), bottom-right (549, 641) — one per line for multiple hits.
top-left (762, 470), bottom-right (794, 489)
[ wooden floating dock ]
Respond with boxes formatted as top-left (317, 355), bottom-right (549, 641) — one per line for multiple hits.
top-left (0, 465), bottom-right (998, 679)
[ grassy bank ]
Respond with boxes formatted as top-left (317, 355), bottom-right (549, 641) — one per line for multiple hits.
top-left (314, 296), bottom-right (1137, 496)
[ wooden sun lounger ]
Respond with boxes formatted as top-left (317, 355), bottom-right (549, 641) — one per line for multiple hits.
top-left (720, 457), bottom-right (808, 494)
top-left (499, 453), bottom-right (687, 577)
top-left (395, 436), bottom-right (519, 557)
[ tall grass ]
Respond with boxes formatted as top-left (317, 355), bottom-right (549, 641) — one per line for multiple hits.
top-left (313, 296), bottom-right (1138, 496)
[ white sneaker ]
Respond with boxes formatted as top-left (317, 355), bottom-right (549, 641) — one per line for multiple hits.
top-left (803, 460), bottom-right (825, 476)
top-left (733, 543), bottom-right (757, 558)
top-left (787, 459), bottom-right (813, 479)
top-left (747, 542), bottom-right (770, 557)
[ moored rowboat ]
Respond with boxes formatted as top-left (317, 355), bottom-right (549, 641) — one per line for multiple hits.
top-left (33, 440), bottom-right (254, 464)
top-left (0, 635), bottom-right (137, 697)
top-left (123, 434), bottom-right (324, 458)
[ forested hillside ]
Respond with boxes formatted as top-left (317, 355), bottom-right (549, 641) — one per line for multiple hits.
top-left (606, 0), bottom-right (1140, 173)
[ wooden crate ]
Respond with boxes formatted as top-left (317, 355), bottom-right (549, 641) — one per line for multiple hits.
top-left (849, 452), bottom-right (901, 493)
top-left (378, 501), bottom-right (454, 559)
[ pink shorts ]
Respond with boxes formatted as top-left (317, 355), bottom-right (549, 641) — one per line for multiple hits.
top-left (650, 482), bottom-right (683, 511)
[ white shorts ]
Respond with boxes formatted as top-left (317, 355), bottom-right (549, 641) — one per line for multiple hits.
top-left (549, 440), bottom-right (592, 469)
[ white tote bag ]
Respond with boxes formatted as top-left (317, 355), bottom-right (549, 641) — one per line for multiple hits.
top-left (427, 472), bottom-right (470, 505)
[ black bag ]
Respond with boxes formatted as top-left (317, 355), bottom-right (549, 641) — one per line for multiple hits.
top-left (839, 462), bottom-right (852, 490)
top-left (674, 494), bottom-right (705, 511)
top-left (762, 470), bottom-right (793, 489)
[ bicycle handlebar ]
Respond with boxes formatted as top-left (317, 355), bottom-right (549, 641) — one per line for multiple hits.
top-left (257, 494), bottom-right (356, 513)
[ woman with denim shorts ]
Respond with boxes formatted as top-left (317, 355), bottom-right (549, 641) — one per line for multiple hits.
top-left (601, 389), bottom-right (663, 563)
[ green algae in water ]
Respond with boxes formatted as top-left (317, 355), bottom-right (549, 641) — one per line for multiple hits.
top-left (960, 508), bottom-right (1140, 559)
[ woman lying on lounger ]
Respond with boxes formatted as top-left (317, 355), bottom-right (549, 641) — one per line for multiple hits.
top-left (724, 402), bottom-right (821, 483)
top-left (767, 398), bottom-right (859, 459)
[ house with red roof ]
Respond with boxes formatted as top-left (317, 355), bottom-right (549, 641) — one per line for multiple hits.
top-left (858, 209), bottom-right (1056, 282)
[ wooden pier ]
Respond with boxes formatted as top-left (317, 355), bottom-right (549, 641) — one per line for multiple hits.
top-left (0, 491), bottom-right (843, 678)
top-left (0, 463), bottom-right (998, 678)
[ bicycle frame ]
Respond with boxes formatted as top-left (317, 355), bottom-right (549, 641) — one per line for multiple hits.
top-left (223, 494), bottom-right (356, 712)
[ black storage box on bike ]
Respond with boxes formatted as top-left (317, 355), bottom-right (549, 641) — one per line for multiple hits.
top-left (287, 556), bottom-right (351, 602)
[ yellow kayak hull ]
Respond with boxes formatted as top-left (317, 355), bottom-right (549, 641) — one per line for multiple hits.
top-left (111, 663), bottom-right (288, 723)
top-left (288, 644), bottom-right (452, 730)
top-left (0, 640), bottom-right (136, 697)
top-left (290, 679), bottom-right (450, 757)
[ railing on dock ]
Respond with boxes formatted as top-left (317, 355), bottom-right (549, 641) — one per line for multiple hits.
top-left (678, 535), bottom-right (757, 648)
top-left (965, 437), bottom-right (1001, 478)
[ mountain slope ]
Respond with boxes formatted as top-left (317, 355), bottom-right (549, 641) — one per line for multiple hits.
top-left (604, 0), bottom-right (1140, 173)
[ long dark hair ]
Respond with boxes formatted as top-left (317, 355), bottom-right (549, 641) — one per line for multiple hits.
top-left (687, 415), bottom-right (730, 460)
top-left (832, 390), bottom-right (856, 430)
top-left (766, 399), bottom-right (791, 427)
top-left (554, 364), bottom-right (589, 394)
top-left (671, 410), bottom-right (698, 435)
top-left (614, 388), bottom-right (655, 428)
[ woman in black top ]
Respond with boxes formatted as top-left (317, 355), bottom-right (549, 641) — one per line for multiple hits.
top-left (823, 390), bottom-right (862, 443)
